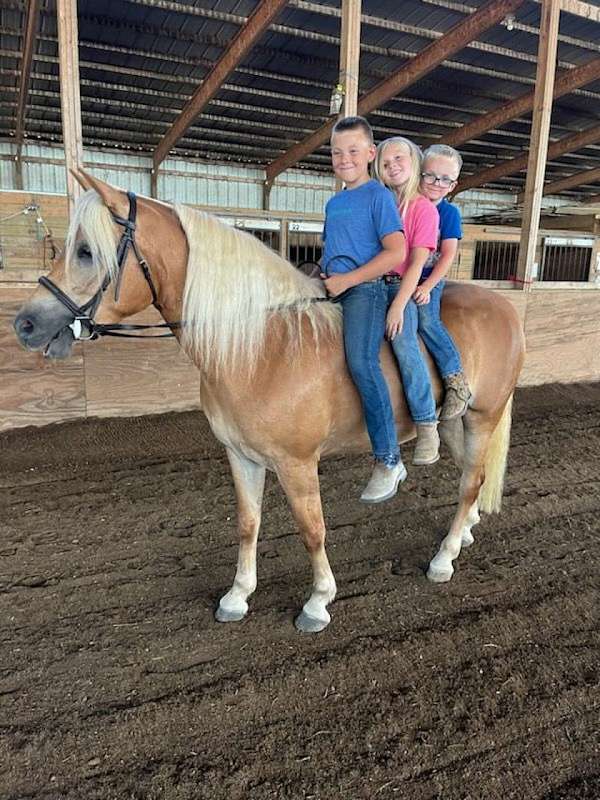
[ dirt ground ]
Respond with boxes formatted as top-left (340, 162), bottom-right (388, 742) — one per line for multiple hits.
top-left (0, 382), bottom-right (598, 800)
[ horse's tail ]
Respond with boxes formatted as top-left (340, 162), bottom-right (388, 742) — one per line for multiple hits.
top-left (478, 394), bottom-right (514, 514)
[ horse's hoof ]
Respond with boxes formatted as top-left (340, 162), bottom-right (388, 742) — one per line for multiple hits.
top-left (427, 565), bottom-right (454, 583)
top-left (294, 610), bottom-right (329, 633)
top-left (215, 604), bottom-right (247, 623)
top-left (461, 530), bottom-right (475, 547)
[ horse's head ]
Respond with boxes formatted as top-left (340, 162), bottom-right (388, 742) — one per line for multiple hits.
top-left (14, 169), bottom-right (186, 359)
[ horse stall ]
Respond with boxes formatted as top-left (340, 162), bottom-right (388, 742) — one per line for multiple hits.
top-left (2, 0), bottom-right (600, 796)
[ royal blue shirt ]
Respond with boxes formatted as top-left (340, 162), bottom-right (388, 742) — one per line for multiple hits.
top-left (438, 198), bottom-right (463, 242)
top-left (322, 180), bottom-right (402, 274)
top-left (421, 198), bottom-right (463, 280)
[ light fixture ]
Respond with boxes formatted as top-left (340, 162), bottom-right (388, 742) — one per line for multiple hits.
top-left (504, 14), bottom-right (515, 31)
top-left (329, 83), bottom-right (345, 115)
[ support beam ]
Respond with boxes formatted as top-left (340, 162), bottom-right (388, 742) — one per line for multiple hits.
top-left (265, 0), bottom-right (525, 184)
top-left (152, 0), bottom-right (288, 181)
top-left (339, 0), bottom-right (361, 118)
top-left (56, 0), bottom-right (84, 218)
top-left (519, 166), bottom-right (600, 201)
top-left (516, 0), bottom-right (561, 287)
top-left (559, 0), bottom-right (600, 22)
top-left (455, 123), bottom-right (600, 194)
top-left (443, 54), bottom-right (600, 149)
top-left (14, 0), bottom-right (41, 189)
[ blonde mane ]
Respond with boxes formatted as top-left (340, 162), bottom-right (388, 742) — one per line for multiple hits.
top-left (65, 190), bottom-right (120, 290)
top-left (177, 205), bottom-right (340, 373)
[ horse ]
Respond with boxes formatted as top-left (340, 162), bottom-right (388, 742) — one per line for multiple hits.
top-left (14, 170), bottom-right (525, 633)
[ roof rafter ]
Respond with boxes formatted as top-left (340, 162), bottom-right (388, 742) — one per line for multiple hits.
top-left (152, 0), bottom-right (289, 170)
top-left (443, 55), bottom-right (600, 147)
top-left (14, 0), bottom-right (41, 154)
top-left (265, 0), bottom-right (526, 183)
top-left (456, 123), bottom-right (600, 194)
top-left (523, 165), bottom-right (600, 199)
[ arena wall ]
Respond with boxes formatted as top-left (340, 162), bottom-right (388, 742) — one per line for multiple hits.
top-left (2, 191), bottom-right (599, 431)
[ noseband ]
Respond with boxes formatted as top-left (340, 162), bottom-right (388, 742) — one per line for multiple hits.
top-left (38, 191), bottom-right (179, 341)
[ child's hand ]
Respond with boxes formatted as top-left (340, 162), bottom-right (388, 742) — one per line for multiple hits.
top-left (386, 303), bottom-right (404, 340)
top-left (320, 272), bottom-right (354, 298)
top-left (413, 285), bottom-right (431, 305)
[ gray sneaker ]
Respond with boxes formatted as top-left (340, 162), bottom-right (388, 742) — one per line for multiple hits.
top-left (360, 461), bottom-right (408, 504)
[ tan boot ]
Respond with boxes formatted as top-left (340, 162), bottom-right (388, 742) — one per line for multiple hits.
top-left (413, 422), bottom-right (440, 466)
top-left (360, 461), bottom-right (407, 504)
top-left (439, 372), bottom-right (472, 421)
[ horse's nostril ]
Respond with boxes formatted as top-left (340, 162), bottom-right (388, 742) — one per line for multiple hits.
top-left (14, 314), bottom-right (36, 341)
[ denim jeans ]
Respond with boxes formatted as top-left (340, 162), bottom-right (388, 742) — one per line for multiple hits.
top-left (416, 280), bottom-right (462, 379)
top-left (388, 286), bottom-right (437, 423)
top-left (340, 280), bottom-right (400, 466)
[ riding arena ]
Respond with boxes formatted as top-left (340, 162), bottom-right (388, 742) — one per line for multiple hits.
top-left (1, 1), bottom-right (599, 798)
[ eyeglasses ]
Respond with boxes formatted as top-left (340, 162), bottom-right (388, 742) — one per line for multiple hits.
top-left (421, 172), bottom-right (457, 188)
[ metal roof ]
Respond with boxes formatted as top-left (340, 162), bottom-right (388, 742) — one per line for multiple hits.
top-left (1, 0), bottom-right (600, 200)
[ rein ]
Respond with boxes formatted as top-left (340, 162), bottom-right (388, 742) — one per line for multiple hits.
top-left (38, 191), bottom-right (180, 341)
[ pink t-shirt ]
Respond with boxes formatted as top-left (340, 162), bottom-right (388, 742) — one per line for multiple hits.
top-left (388, 194), bottom-right (439, 277)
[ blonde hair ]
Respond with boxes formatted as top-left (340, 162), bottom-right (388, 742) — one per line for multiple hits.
top-left (422, 144), bottom-right (463, 175)
top-left (373, 137), bottom-right (423, 216)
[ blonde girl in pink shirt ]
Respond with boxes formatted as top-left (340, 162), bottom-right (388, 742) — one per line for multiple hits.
top-left (374, 136), bottom-right (440, 466)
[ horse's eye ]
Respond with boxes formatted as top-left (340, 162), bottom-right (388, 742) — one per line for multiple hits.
top-left (77, 243), bottom-right (92, 261)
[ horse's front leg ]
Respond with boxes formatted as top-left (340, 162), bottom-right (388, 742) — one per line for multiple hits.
top-left (215, 447), bottom-right (266, 623)
top-left (276, 459), bottom-right (336, 633)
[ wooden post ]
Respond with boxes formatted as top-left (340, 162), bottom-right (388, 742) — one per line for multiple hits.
top-left (515, 0), bottom-right (561, 288)
top-left (339, 0), bottom-right (361, 118)
top-left (590, 217), bottom-right (600, 284)
top-left (56, 0), bottom-right (84, 219)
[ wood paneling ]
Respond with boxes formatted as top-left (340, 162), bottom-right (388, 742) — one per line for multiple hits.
top-left (84, 310), bottom-right (200, 418)
top-left (0, 297), bottom-right (85, 431)
top-left (520, 289), bottom-right (600, 385)
top-left (0, 192), bottom-right (67, 284)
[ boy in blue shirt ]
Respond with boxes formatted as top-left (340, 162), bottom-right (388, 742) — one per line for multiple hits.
top-left (321, 116), bottom-right (407, 503)
top-left (415, 144), bottom-right (471, 420)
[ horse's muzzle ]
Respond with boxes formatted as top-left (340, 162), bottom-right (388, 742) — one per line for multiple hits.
top-left (14, 304), bottom-right (75, 358)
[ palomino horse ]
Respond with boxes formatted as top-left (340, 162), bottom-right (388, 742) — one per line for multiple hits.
top-left (14, 171), bottom-right (525, 633)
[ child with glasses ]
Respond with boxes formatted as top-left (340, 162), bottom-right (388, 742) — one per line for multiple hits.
top-left (415, 144), bottom-right (471, 420)
top-left (373, 136), bottom-right (441, 466)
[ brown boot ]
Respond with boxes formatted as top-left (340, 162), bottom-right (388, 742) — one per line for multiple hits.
top-left (412, 422), bottom-right (440, 466)
top-left (439, 372), bottom-right (471, 421)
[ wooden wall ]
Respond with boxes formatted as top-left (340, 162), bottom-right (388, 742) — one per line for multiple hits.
top-left (2, 190), bottom-right (600, 431)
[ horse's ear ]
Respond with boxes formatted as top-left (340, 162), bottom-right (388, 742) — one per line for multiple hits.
top-left (71, 168), bottom-right (92, 191)
top-left (74, 169), bottom-right (129, 217)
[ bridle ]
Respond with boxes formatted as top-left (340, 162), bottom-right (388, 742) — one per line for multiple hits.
top-left (38, 191), bottom-right (180, 341)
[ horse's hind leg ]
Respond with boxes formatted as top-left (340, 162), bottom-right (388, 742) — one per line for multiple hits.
top-left (439, 418), bottom-right (480, 548)
top-left (276, 459), bottom-right (336, 633)
top-left (216, 447), bottom-right (266, 623)
top-left (427, 413), bottom-right (492, 582)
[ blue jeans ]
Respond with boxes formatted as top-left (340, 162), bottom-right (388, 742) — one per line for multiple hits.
top-left (388, 286), bottom-right (437, 423)
top-left (341, 281), bottom-right (400, 466)
top-left (416, 280), bottom-right (462, 379)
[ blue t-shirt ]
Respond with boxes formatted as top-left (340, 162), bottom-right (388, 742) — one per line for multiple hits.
top-left (438, 198), bottom-right (462, 242)
top-left (421, 198), bottom-right (462, 280)
top-left (322, 180), bottom-right (402, 274)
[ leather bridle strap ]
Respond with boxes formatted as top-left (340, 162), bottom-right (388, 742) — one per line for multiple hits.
top-left (37, 191), bottom-right (180, 340)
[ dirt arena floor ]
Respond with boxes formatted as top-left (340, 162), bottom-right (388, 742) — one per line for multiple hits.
top-left (1, 382), bottom-right (599, 800)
